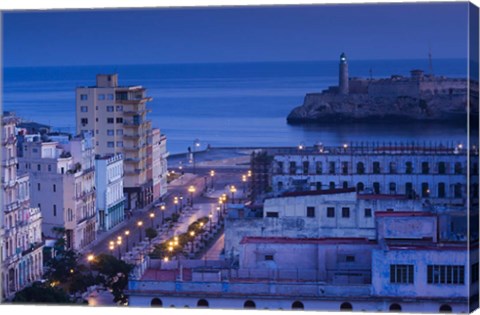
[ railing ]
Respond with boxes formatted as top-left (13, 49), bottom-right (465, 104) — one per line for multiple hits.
top-left (22, 241), bottom-right (45, 256)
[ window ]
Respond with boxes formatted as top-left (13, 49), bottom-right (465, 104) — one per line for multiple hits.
top-left (116, 129), bottom-right (123, 136)
top-left (357, 182), bottom-right (364, 192)
top-left (472, 263), bottom-right (479, 284)
top-left (438, 162), bottom-right (446, 174)
top-left (306, 206), bottom-right (315, 218)
top-left (107, 94), bottom-right (114, 100)
top-left (405, 162), bottom-right (413, 174)
top-left (342, 207), bottom-right (350, 218)
top-left (316, 161), bottom-right (323, 174)
top-left (390, 264), bottom-right (414, 284)
top-left (53, 184), bottom-right (56, 192)
top-left (98, 94), bottom-right (105, 100)
top-left (427, 265), bottom-right (464, 285)
top-left (116, 117), bottom-right (123, 123)
top-left (364, 208), bottom-right (372, 217)
top-left (373, 182), bottom-right (380, 194)
top-left (389, 182), bottom-right (396, 193)
top-left (373, 162), bottom-right (381, 174)
top-left (345, 255), bottom-right (355, 262)
top-left (342, 181), bottom-right (348, 189)
top-left (327, 207), bottom-right (335, 218)
top-left (53, 204), bottom-right (57, 217)
top-left (80, 94), bottom-right (88, 100)
top-left (341, 162), bottom-right (348, 175)
top-left (422, 162), bottom-right (429, 174)
top-left (107, 118), bottom-right (114, 124)
top-left (277, 161), bottom-right (284, 173)
top-left (107, 129), bottom-right (114, 136)
top-left (266, 212), bottom-right (279, 218)
top-left (405, 182), bottom-right (413, 197)
top-left (277, 181), bottom-right (283, 191)
top-left (454, 184), bottom-right (462, 198)
top-left (357, 162), bottom-right (365, 174)
top-left (107, 141), bottom-right (115, 148)
top-left (80, 106), bottom-right (88, 112)
top-left (438, 183), bottom-right (446, 198)
top-left (116, 105), bottom-right (123, 111)
top-left (116, 141), bottom-right (123, 147)
top-left (316, 182), bottom-right (322, 191)
top-left (265, 255), bottom-right (274, 261)
top-left (81, 118), bottom-right (88, 125)
top-left (37, 183), bottom-right (41, 191)
top-left (389, 162), bottom-right (397, 174)
top-left (303, 161), bottom-right (309, 174)
top-left (329, 181), bottom-right (335, 190)
top-left (454, 162), bottom-right (462, 174)
top-left (37, 164), bottom-right (41, 171)
top-left (289, 162), bottom-right (296, 175)
top-left (106, 106), bottom-right (114, 112)
top-left (329, 162), bottom-right (336, 174)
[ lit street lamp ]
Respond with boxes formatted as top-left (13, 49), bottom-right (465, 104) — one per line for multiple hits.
top-left (191, 139), bottom-right (201, 174)
top-left (160, 204), bottom-right (166, 225)
top-left (208, 213), bottom-right (213, 232)
top-left (116, 237), bottom-right (122, 259)
top-left (137, 221), bottom-right (143, 242)
top-left (174, 197), bottom-right (179, 214)
top-left (124, 230), bottom-right (130, 252)
top-left (242, 174), bottom-right (247, 193)
top-left (149, 212), bottom-right (155, 228)
top-left (210, 170), bottom-right (215, 189)
top-left (109, 241), bottom-right (115, 256)
top-left (216, 206), bottom-right (222, 222)
top-left (188, 185), bottom-right (196, 206)
top-left (87, 254), bottom-right (94, 272)
top-left (190, 231), bottom-right (195, 253)
top-left (230, 185), bottom-right (237, 204)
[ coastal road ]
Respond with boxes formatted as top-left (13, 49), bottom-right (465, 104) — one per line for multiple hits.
top-left (83, 166), bottom-right (247, 261)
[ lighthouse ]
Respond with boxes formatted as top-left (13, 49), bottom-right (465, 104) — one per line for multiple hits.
top-left (339, 52), bottom-right (349, 95)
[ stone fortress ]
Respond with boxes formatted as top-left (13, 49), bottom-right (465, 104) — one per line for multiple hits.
top-left (287, 53), bottom-right (479, 123)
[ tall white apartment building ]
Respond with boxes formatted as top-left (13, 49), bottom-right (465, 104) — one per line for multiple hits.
top-left (75, 74), bottom-right (167, 210)
top-left (95, 153), bottom-right (125, 231)
top-left (147, 128), bottom-right (168, 204)
top-left (19, 134), bottom-right (96, 251)
top-left (1, 112), bottom-right (43, 300)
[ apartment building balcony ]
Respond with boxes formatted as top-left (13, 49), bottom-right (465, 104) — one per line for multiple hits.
top-left (123, 109), bottom-right (150, 116)
top-left (123, 133), bottom-right (141, 140)
top-left (2, 157), bottom-right (18, 167)
top-left (2, 135), bottom-right (17, 146)
top-left (125, 157), bottom-right (141, 163)
top-left (5, 201), bottom-right (20, 213)
top-left (77, 212), bottom-right (97, 225)
top-left (21, 241), bottom-right (45, 257)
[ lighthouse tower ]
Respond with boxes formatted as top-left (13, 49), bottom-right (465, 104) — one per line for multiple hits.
top-left (339, 52), bottom-right (349, 95)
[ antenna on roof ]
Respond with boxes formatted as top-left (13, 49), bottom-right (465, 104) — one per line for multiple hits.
top-left (428, 46), bottom-right (434, 76)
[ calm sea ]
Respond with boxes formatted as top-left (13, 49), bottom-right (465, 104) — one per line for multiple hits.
top-left (3, 59), bottom-right (469, 154)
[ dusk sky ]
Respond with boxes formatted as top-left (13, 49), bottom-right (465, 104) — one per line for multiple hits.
top-left (3, 2), bottom-right (469, 67)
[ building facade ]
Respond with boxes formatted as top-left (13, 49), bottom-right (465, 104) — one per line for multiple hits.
top-left (95, 153), bottom-right (125, 231)
top-left (270, 143), bottom-right (474, 205)
top-left (75, 74), bottom-right (167, 210)
top-left (1, 112), bottom-right (44, 300)
top-left (19, 134), bottom-right (96, 251)
top-left (147, 128), bottom-right (168, 204)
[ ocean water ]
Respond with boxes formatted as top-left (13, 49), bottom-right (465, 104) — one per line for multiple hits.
top-left (3, 59), bottom-right (469, 154)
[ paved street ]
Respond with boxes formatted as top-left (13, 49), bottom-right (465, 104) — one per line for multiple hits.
top-left (81, 158), bottom-right (249, 264)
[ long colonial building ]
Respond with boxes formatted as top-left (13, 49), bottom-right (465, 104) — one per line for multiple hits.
top-left (1, 112), bottom-right (44, 300)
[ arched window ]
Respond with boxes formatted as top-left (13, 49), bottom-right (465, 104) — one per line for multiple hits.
top-left (150, 298), bottom-right (163, 307)
top-left (389, 303), bottom-right (402, 312)
top-left (439, 305), bottom-right (452, 313)
top-left (292, 301), bottom-right (304, 310)
top-left (357, 182), bottom-right (364, 192)
top-left (244, 300), bottom-right (256, 309)
top-left (197, 299), bottom-right (209, 308)
top-left (340, 302), bottom-right (353, 311)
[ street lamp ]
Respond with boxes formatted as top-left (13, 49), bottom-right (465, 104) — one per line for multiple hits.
top-left (174, 197), bottom-right (179, 214)
top-left (137, 221), bottom-right (143, 242)
top-left (210, 170), bottom-right (215, 189)
top-left (160, 204), bottom-right (166, 225)
top-left (230, 185), bottom-right (237, 204)
top-left (242, 174), bottom-right (247, 193)
top-left (116, 238), bottom-right (122, 259)
top-left (188, 185), bottom-right (196, 206)
top-left (190, 231), bottom-right (195, 253)
top-left (191, 139), bottom-right (200, 174)
top-left (87, 254), bottom-right (94, 272)
top-left (124, 230), bottom-right (130, 252)
top-left (247, 170), bottom-right (252, 177)
top-left (216, 206), bottom-right (222, 222)
top-left (109, 241), bottom-right (115, 256)
top-left (149, 212), bottom-right (155, 228)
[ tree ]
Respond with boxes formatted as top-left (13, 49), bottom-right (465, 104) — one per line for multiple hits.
top-left (45, 249), bottom-right (81, 283)
top-left (91, 254), bottom-right (133, 305)
top-left (13, 282), bottom-right (72, 304)
top-left (145, 227), bottom-right (158, 241)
